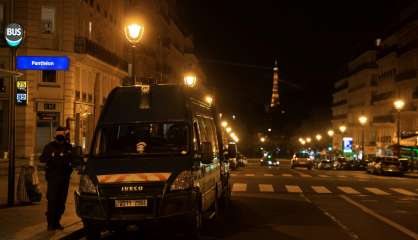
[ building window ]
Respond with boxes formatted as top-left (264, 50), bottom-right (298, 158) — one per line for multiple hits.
top-left (88, 21), bottom-right (92, 38)
top-left (88, 94), bottom-right (93, 103)
top-left (89, 0), bottom-right (94, 7)
top-left (42, 70), bottom-right (56, 82)
top-left (41, 6), bottom-right (55, 34)
top-left (82, 93), bottom-right (87, 102)
top-left (0, 78), bottom-right (5, 92)
top-left (0, 4), bottom-right (4, 31)
top-left (75, 91), bottom-right (80, 100)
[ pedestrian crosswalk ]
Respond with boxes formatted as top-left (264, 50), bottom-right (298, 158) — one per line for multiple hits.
top-left (230, 172), bottom-right (396, 180)
top-left (231, 183), bottom-right (418, 197)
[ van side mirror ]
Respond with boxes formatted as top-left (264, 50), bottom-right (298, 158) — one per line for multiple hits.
top-left (71, 146), bottom-right (84, 168)
top-left (200, 142), bottom-right (213, 164)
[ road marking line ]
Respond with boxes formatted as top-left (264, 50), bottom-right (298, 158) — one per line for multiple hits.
top-left (259, 184), bottom-right (274, 192)
top-left (264, 173), bottom-right (273, 177)
top-left (230, 173), bottom-right (237, 177)
top-left (338, 186), bottom-right (360, 194)
top-left (281, 173), bottom-right (292, 177)
top-left (340, 194), bottom-right (418, 239)
top-left (338, 175), bottom-right (347, 178)
top-left (285, 185), bottom-right (302, 193)
top-left (390, 188), bottom-right (418, 196)
top-left (232, 183), bottom-right (247, 192)
top-left (312, 186), bottom-right (332, 194)
top-left (244, 173), bottom-right (255, 177)
top-left (318, 174), bottom-right (329, 178)
top-left (300, 174), bottom-right (312, 178)
top-left (354, 175), bottom-right (368, 179)
top-left (365, 187), bottom-right (390, 196)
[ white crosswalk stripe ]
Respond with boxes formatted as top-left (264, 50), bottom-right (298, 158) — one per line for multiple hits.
top-left (282, 173), bottom-right (292, 177)
top-left (365, 187), bottom-right (390, 195)
top-left (232, 183), bottom-right (247, 192)
top-left (264, 174), bottom-right (273, 177)
top-left (230, 173), bottom-right (238, 177)
top-left (318, 174), bottom-right (329, 178)
top-left (245, 173), bottom-right (255, 177)
top-left (390, 188), bottom-right (418, 196)
top-left (338, 175), bottom-right (347, 178)
top-left (312, 186), bottom-right (331, 194)
top-left (338, 186), bottom-right (361, 194)
top-left (286, 185), bottom-right (303, 193)
top-left (259, 184), bottom-right (274, 192)
top-left (300, 174), bottom-right (312, 178)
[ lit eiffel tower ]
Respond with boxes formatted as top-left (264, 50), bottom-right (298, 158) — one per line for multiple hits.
top-left (270, 60), bottom-right (280, 108)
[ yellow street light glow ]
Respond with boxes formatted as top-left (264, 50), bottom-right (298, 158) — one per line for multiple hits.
top-left (226, 127), bottom-right (232, 133)
top-left (316, 134), bottom-right (322, 141)
top-left (339, 125), bottom-right (346, 133)
top-left (298, 137), bottom-right (304, 142)
top-left (327, 130), bottom-right (334, 137)
top-left (301, 140), bottom-right (306, 145)
top-left (306, 137), bottom-right (311, 143)
top-left (184, 74), bottom-right (197, 87)
top-left (268, 128), bottom-right (272, 132)
top-left (260, 137), bottom-right (266, 143)
top-left (205, 95), bottom-right (213, 105)
top-left (394, 99), bottom-right (405, 111)
top-left (124, 23), bottom-right (144, 45)
top-left (358, 115), bottom-right (368, 125)
top-left (221, 121), bottom-right (228, 128)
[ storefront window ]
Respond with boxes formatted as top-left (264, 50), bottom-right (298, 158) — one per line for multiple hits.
top-left (42, 70), bottom-right (56, 82)
top-left (41, 6), bottom-right (55, 34)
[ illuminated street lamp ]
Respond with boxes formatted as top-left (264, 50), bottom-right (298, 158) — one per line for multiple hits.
top-left (339, 125), bottom-right (346, 134)
top-left (124, 21), bottom-right (144, 85)
top-left (205, 95), bottom-right (213, 105)
top-left (221, 121), bottom-right (228, 128)
top-left (358, 115), bottom-right (368, 159)
top-left (327, 130), bottom-right (334, 137)
top-left (260, 137), bottom-right (266, 143)
top-left (306, 137), bottom-right (311, 143)
top-left (226, 127), bottom-right (232, 133)
top-left (316, 134), bottom-right (322, 141)
top-left (184, 73), bottom-right (197, 87)
top-left (394, 99), bottom-right (405, 146)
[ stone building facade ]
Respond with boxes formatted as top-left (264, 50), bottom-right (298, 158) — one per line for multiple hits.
top-left (332, 6), bottom-right (418, 156)
top-left (0, 0), bottom-right (205, 159)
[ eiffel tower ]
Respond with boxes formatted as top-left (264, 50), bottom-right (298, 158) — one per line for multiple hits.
top-left (270, 60), bottom-right (280, 108)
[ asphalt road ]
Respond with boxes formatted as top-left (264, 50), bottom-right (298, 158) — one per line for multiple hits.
top-left (71, 159), bottom-right (418, 240)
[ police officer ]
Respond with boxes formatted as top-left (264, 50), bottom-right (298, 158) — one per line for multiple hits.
top-left (40, 126), bottom-right (73, 231)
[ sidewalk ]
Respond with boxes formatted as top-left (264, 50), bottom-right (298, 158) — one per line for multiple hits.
top-left (0, 171), bottom-right (84, 240)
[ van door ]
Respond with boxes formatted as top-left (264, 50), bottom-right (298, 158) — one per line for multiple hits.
top-left (195, 116), bottom-right (221, 212)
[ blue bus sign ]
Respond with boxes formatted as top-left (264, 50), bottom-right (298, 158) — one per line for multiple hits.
top-left (343, 137), bottom-right (353, 153)
top-left (16, 56), bottom-right (70, 70)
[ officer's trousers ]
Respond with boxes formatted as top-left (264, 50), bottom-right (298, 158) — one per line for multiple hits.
top-left (46, 174), bottom-right (71, 226)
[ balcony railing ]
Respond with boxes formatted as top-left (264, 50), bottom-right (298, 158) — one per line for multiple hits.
top-left (413, 88), bottom-right (418, 99)
top-left (377, 45), bottom-right (398, 59)
top-left (373, 115), bottom-right (395, 123)
top-left (345, 63), bottom-right (377, 78)
top-left (348, 83), bottom-right (367, 93)
top-left (74, 36), bottom-right (128, 72)
top-left (371, 91), bottom-right (394, 104)
top-left (334, 82), bottom-right (348, 92)
top-left (332, 99), bottom-right (347, 107)
top-left (395, 70), bottom-right (416, 82)
top-left (332, 114), bottom-right (347, 120)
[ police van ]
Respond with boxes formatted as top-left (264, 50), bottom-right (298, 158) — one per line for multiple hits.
top-left (75, 84), bottom-right (231, 238)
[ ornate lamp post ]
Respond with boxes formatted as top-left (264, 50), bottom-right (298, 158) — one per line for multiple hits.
top-left (124, 21), bottom-right (144, 85)
top-left (358, 116), bottom-right (368, 160)
top-left (393, 99), bottom-right (405, 147)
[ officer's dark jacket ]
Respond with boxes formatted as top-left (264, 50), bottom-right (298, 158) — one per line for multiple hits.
top-left (40, 141), bottom-right (73, 177)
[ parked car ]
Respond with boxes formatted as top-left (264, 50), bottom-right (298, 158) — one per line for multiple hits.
top-left (237, 153), bottom-right (247, 167)
top-left (367, 156), bottom-right (403, 175)
top-left (350, 160), bottom-right (367, 170)
top-left (228, 143), bottom-right (238, 170)
top-left (333, 157), bottom-right (351, 170)
top-left (317, 159), bottom-right (333, 170)
top-left (291, 152), bottom-right (313, 169)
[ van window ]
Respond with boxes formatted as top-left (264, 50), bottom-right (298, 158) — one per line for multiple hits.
top-left (93, 122), bottom-right (189, 156)
top-left (197, 116), bottom-right (218, 154)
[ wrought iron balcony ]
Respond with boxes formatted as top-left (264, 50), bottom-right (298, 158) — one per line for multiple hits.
top-left (332, 99), bottom-right (347, 107)
top-left (395, 70), bottom-right (416, 82)
top-left (372, 115), bottom-right (395, 123)
top-left (332, 114), bottom-right (347, 120)
top-left (74, 36), bottom-right (128, 72)
top-left (371, 91), bottom-right (394, 104)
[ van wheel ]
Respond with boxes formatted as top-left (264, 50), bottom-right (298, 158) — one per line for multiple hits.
top-left (83, 220), bottom-right (101, 240)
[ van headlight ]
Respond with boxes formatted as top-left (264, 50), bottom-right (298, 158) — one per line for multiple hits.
top-left (170, 171), bottom-right (193, 191)
top-left (79, 174), bottom-right (97, 194)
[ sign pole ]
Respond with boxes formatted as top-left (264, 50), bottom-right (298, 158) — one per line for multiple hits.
top-left (7, 48), bottom-right (16, 206)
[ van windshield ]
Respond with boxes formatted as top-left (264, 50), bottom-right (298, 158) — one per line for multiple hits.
top-left (295, 152), bottom-right (309, 158)
top-left (93, 122), bottom-right (189, 157)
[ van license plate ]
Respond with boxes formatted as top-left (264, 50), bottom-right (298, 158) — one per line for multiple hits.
top-left (115, 199), bottom-right (147, 208)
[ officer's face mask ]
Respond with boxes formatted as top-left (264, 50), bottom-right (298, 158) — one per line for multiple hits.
top-left (56, 134), bottom-right (66, 143)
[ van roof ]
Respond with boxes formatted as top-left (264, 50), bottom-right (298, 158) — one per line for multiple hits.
top-left (99, 84), bottom-right (211, 125)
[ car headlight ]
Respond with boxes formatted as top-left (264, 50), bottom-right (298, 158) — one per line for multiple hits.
top-left (79, 174), bottom-right (97, 194)
top-left (170, 170), bottom-right (193, 191)
top-left (268, 161), bottom-right (272, 165)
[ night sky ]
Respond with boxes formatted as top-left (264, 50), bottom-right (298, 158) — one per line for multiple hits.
top-left (177, 0), bottom-right (415, 148)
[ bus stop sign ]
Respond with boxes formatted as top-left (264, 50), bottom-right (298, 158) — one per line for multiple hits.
top-left (5, 23), bottom-right (24, 48)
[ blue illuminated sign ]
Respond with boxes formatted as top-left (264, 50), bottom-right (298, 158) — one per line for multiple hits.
top-left (16, 56), bottom-right (70, 70)
top-left (343, 137), bottom-right (353, 153)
